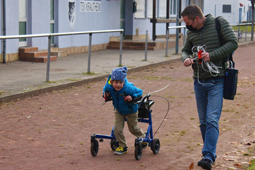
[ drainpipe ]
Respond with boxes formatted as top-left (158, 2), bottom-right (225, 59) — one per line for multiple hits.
top-left (166, 0), bottom-right (169, 34)
top-left (252, 0), bottom-right (254, 41)
top-left (152, 0), bottom-right (156, 41)
top-left (2, 0), bottom-right (6, 63)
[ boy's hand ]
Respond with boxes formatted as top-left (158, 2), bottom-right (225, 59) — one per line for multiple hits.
top-left (124, 95), bottom-right (132, 102)
top-left (104, 92), bottom-right (110, 98)
top-left (102, 92), bottom-right (112, 106)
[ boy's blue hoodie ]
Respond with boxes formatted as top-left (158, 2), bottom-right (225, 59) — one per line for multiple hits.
top-left (103, 75), bottom-right (143, 115)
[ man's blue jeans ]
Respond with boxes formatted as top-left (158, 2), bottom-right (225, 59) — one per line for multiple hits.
top-left (194, 77), bottom-right (224, 162)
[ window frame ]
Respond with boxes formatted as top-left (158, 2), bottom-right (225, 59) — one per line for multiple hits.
top-left (19, 0), bottom-right (28, 47)
top-left (222, 4), bottom-right (231, 13)
top-left (134, 0), bottom-right (146, 18)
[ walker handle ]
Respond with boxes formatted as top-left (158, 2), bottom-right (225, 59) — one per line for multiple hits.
top-left (133, 94), bottom-right (150, 105)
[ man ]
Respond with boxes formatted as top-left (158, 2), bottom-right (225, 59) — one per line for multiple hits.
top-left (181, 5), bottom-right (238, 170)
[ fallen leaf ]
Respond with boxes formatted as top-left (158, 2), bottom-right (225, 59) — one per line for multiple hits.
top-left (234, 163), bottom-right (242, 168)
top-left (189, 162), bottom-right (194, 170)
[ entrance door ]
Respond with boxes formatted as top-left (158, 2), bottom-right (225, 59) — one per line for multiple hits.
top-left (120, 0), bottom-right (125, 36)
top-left (239, 8), bottom-right (242, 23)
top-left (19, 0), bottom-right (27, 47)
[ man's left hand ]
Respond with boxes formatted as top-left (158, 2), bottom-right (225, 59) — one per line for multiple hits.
top-left (201, 52), bottom-right (210, 62)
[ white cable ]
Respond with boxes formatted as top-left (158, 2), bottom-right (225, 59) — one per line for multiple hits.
top-left (149, 83), bottom-right (170, 94)
top-left (201, 60), bottom-right (220, 77)
top-left (149, 69), bottom-right (180, 95)
top-left (192, 45), bottom-right (221, 85)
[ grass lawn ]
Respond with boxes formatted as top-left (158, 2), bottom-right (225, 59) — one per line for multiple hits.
top-left (232, 25), bottom-right (254, 33)
top-left (247, 160), bottom-right (255, 170)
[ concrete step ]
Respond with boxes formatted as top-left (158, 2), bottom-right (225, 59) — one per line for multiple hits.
top-left (19, 47), bottom-right (39, 53)
top-left (19, 55), bottom-right (57, 62)
top-left (23, 51), bottom-right (48, 58)
top-left (18, 46), bottom-right (58, 62)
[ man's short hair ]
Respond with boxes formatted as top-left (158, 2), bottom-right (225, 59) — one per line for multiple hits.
top-left (181, 4), bottom-right (204, 20)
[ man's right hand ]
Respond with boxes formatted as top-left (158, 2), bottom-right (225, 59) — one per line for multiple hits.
top-left (184, 58), bottom-right (194, 67)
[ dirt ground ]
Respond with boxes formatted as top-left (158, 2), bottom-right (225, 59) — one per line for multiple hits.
top-left (0, 44), bottom-right (255, 170)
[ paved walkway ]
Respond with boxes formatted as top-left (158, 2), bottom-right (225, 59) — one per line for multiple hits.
top-left (0, 46), bottom-right (182, 103)
top-left (0, 37), bottom-right (254, 103)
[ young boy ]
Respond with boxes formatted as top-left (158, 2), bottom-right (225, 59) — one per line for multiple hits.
top-left (103, 66), bottom-right (146, 155)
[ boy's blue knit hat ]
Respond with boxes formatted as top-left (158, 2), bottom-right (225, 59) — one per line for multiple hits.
top-left (111, 66), bottom-right (127, 82)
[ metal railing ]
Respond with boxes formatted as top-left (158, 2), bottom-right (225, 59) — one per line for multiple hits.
top-left (165, 23), bottom-right (255, 57)
top-left (0, 29), bottom-right (124, 82)
top-left (165, 25), bottom-right (186, 57)
top-left (231, 22), bottom-right (255, 42)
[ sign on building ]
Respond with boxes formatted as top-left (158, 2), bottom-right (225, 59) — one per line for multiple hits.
top-left (68, 0), bottom-right (76, 29)
top-left (80, 0), bottom-right (101, 12)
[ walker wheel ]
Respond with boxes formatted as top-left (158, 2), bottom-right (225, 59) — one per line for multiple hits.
top-left (110, 139), bottom-right (119, 151)
top-left (91, 139), bottom-right (99, 157)
top-left (135, 142), bottom-right (142, 160)
top-left (151, 138), bottom-right (160, 154)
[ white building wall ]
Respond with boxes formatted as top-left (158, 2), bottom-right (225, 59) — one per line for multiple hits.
top-left (204, 0), bottom-right (251, 25)
top-left (57, 0), bottom-right (120, 49)
top-left (204, 0), bottom-right (236, 24)
top-left (29, 0), bottom-right (50, 50)
top-left (239, 0), bottom-right (252, 22)
top-left (1, 0), bottom-right (120, 54)
top-left (5, 0), bottom-right (19, 53)
top-left (2, 0), bottom-right (252, 61)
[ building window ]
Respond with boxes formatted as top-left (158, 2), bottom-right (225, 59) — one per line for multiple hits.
top-left (134, 0), bottom-right (146, 18)
top-left (135, 0), bottom-right (178, 19)
top-left (170, 0), bottom-right (177, 16)
top-left (223, 5), bottom-right (231, 13)
top-left (147, 0), bottom-right (154, 18)
top-left (189, 0), bottom-right (203, 12)
top-left (19, 0), bottom-right (27, 46)
top-left (159, 1), bottom-right (166, 18)
top-left (147, 0), bottom-right (177, 18)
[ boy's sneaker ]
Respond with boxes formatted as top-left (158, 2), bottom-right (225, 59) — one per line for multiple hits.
top-left (114, 146), bottom-right (128, 155)
top-left (142, 142), bottom-right (148, 149)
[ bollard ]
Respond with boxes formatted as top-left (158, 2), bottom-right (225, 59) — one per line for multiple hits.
top-left (237, 25), bottom-right (240, 42)
top-left (183, 27), bottom-right (186, 45)
top-left (165, 29), bottom-right (169, 57)
top-left (175, 0), bottom-right (180, 54)
top-left (145, 30), bottom-right (148, 61)
top-left (119, 32), bottom-right (123, 66)
top-left (46, 35), bottom-right (51, 82)
top-left (88, 33), bottom-right (92, 73)
top-left (245, 24), bottom-right (247, 41)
